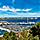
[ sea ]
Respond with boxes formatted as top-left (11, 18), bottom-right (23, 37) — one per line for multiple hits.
top-left (0, 18), bottom-right (40, 22)
top-left (0, 29), bottom-right (7, 35)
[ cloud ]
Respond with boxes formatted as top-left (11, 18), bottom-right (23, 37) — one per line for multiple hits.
top-left (22, 9), bottom-right (32, 11)
top-left (0, 6), bottom-right (32, 13)
top-left (0, 11), bottom-right (40, 17)
top-left (0, 6), bottom-right (10, 11)
top-left (3, 6), bottom-right (10, 9)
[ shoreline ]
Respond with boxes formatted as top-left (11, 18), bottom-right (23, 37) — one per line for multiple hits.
top-left (0, 27), bottom-right (10, 32)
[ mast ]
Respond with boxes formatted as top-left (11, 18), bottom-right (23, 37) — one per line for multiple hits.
top-left (27, 17), bottom-right (28, 23)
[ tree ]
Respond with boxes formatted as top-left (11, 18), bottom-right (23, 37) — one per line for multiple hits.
top-left (3, 32), bottom-right (9, 40)
top-left (18, 30), bottom-right (33, 40)
top-left (3, 31), bottom-right (17, 40)
top-left (30, 22), bottom-right (40, 39)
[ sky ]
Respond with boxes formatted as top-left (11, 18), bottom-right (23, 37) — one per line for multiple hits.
top-left (0, 0), bottom-right (40, 17)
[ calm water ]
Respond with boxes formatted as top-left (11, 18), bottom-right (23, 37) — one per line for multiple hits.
top-left (0, 18), bottom-right (40, 22)
top-left (0, 29), bottom-right (7, 35)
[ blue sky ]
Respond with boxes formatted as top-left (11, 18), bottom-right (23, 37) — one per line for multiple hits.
top-left (0, 0), bottom-right (40, 17)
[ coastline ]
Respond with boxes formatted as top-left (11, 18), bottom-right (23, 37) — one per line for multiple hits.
top-left (0, 27), bottom-right (10, 32)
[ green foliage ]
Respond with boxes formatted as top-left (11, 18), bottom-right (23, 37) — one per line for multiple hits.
top-left (31, 23), bottom-right (40, 36)
top-left (19, 30), bottom-right (40, 40)
top-left (36, 22), bottom-right (40, 28)
top-left (30, 22), bottom-right (40, 39)
top-left (19, 30), bottom-right (33, 40)
top-left (3, 31), bottom-right (17, 40)
top-left (3, 32), bottom-right (9, 39)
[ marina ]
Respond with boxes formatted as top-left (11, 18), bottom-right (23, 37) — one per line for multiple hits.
top-left (0, 17), bottom-right (40, 36)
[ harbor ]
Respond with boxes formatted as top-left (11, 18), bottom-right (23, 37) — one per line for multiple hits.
top-left (0, 17), bottom-right (39, 36)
